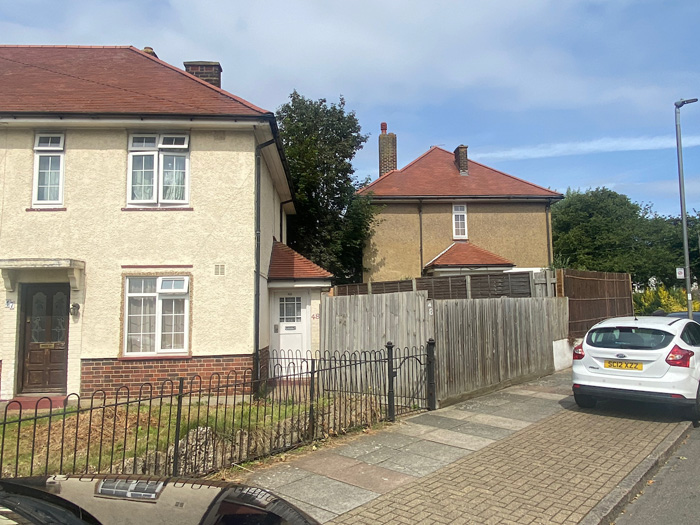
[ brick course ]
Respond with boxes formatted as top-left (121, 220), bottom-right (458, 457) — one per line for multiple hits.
top-left (80, 354), bottom-right (254, 397)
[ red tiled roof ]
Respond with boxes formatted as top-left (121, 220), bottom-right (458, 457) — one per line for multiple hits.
top-left (425, 241), bottom-right (514, 268)
top-left (0, 45), bottom-right (270, 117)
top-left (359, 146), bottom-right (562, 199)
top-left (269, 241), bottom-right (333, 280)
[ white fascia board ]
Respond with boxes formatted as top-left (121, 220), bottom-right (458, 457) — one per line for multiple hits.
top-left (430, 266), bottom-right (513, 276)
top-left (267, 280), bottom-right (332, 289)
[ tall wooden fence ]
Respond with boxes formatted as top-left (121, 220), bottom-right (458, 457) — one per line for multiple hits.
top-left (320, 292), bottom-right (568, 407)
top-left (320, 291), bottom-right (434, 353)
top-left (334, 271), bottom-right (556, 300)
top-left (433, 297), bottom-right (568, 404)
top-left (557, 269), bottom-right (633, 337)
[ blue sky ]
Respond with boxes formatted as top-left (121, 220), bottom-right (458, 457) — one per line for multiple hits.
top-left (2, 0), bottom-right (699, 216)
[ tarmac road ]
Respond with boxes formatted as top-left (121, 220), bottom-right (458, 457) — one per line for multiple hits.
top-left (615, 425), bottom-right (700, 525)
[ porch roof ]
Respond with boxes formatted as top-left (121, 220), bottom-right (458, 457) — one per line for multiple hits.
top-left (0, 258), bottom-right (85, 291)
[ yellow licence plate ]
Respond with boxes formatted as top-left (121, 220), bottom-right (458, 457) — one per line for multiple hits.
top-left (604, 360), bottom-right (643, 371)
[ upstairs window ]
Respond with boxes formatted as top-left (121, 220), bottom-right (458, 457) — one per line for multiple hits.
top-left (33, 133), bottom-right (65, 206)
top-left (128, 133), bottom-right (190, 206)
top-left (453, 204), bottom-right (467, 239)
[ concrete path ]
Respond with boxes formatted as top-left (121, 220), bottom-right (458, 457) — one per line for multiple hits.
top-left (237, 370), bottom-right (692, 524)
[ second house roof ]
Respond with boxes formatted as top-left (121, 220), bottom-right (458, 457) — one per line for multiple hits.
top-left (360, 146), bottom-right (562, 200)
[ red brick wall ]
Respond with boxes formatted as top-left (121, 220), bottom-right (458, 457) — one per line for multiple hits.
top-left (80, 355), bottom-right (254, 397)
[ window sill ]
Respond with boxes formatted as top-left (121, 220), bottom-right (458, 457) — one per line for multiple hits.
top-left (122, 207), bottom-right (193, 212)
top-left (26, 207), bottom-right (67, 212)
top-left (119, 354), bottom-right (191, 361)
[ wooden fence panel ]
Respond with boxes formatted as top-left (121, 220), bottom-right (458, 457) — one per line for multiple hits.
top-left (560, 269), bottom-right (633, 337)
top-left (320, 291), bottom-right (433, 352)
top-left (432, 297), bottom-right (569, 404)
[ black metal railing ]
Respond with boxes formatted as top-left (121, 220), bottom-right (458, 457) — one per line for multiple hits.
top-left (0, 343), bottom-right (433, 479)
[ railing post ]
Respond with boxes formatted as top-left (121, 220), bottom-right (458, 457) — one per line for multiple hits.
top-left (426, 338), bottom-right (437, 411)
top-left (386, 341), bottom-right (396, 422)
top-left (308, 359), bottom-right (316, 440)
top-left (172, 378), bottom-right (184, 476)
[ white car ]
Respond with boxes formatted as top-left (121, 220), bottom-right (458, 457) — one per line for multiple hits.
top-left (572, 315), bottom-right (700, 418)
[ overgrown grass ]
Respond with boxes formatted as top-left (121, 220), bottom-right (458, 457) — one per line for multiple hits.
top-left (0, 389), bottom-right (383, 478)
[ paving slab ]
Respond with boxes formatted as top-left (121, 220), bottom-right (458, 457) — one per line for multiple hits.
top-left (234, 369), bottom-right (692, 524)
top-left (272, 474), bottom-right (378, 515)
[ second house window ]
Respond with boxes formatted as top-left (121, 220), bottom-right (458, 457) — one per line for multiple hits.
top-left (453, 204), bottom-right (467, 239)
top-left (127, 133), bottom-right (190, 206)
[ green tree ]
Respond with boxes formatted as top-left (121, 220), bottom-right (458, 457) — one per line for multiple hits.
top-left (551, 187), bottom-right (681, 285)
top-left (276, 91), bottom-right (376, 283)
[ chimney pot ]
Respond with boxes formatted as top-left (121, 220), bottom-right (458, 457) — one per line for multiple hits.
top-left (142, 47), bottom-right (158, 58)
top-left (454, 145), bottom-right (469, 175)
top-left (183, 61), bottom-right (223, 88)
top-left (378, 123), bottom-right (397, 176)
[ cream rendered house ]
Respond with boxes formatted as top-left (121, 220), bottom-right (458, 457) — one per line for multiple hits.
top-left (0, 46), bottom-right (331, 399)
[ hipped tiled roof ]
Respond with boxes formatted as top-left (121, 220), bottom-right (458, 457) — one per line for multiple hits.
top-left (360, 146), bottom-right (562, 199)
top-left (269, 241), bottom-right (333, 280)
top-left (0, 45), bottom-right (269, 117)
top-left (425, 241), bottom-right (515, 269)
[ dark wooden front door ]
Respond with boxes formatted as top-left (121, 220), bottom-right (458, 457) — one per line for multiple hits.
top-left (20, 284), bottom-right (69, 393)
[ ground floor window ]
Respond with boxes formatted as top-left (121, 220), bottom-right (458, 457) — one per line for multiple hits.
top-left (124, 276), bottom-right (189, 354)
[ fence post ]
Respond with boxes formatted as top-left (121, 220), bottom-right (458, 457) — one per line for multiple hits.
top-left (172, 378), bottom-right (184, 476)
top-left (386, 341), bottom-right (396, 422)
top-left (308, 359), bottom-right (316, 441)
top-left (426, 338), bottom-right (437, 411)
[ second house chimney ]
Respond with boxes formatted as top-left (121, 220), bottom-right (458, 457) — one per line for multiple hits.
top-left (378, 122), bottom-right (397, 176)
top-left (183, 61), bottom-right (223, 88)
top-left (454, 145), bottom-right (469, 175)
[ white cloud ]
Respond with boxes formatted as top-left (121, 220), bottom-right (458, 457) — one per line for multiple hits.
top-left (474, 135), bottom-right (700, 161)
top-left (1, 0), bottom-right (695, 114)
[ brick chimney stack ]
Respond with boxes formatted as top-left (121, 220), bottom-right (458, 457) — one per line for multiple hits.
top-left (454, 145), bottom-right (469, 175)
top-left (183, 61), bottom-right (223, 88)
top-left (378, 122), bottom-right (397, 176)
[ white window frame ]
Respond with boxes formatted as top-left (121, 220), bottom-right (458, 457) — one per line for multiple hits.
top-left (452, 203), bottom-right (468, 239)
top-left (124, 276), bottom-right (190, 355)
top-left (33, 133), bottom-right (65, 207)
top-left (127, 133), bottom-right (190, 206)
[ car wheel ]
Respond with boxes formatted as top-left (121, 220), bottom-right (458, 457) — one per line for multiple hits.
top-left (574, 393), bottom-right (597, 409)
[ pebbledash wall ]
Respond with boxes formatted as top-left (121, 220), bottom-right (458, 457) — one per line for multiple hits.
top-left (0, 125), bottom-right (284, 398)
top-left (364, 201), bottom-right (552, 282)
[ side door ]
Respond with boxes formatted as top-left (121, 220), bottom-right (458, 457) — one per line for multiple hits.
top-left (20, 283), bottom-right (70, 393)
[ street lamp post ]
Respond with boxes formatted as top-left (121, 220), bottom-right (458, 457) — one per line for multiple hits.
top-left (675, 97), bottom-right (698, 319)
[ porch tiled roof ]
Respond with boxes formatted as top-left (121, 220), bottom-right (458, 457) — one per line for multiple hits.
top-left (425, 241), bottom-right (515, 269)
top-left (269, 241), bottom-right (333, 280)
top-left (0, 45), bottom-right (269, 117)
top-left (359, 146), bottom-right (562, 199)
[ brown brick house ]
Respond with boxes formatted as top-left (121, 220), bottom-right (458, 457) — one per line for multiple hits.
top-left (360, 124), bottom-right (563, 282)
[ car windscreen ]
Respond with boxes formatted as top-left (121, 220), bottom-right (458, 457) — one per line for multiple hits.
top-left (586, 327), bottom-right (674, 350)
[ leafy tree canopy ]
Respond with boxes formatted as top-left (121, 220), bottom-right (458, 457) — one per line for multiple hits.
top-left (276, 91), bottom-right (376, 283)
top-left (551, 187), bottom-right (686, 286)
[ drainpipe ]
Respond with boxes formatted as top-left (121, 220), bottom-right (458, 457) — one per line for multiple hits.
top-left (254, 138), bottom-right (276, 380)
top-left (418, 200), bottom-right (424, 274)
top-left (545, 199), bottom-right (553, 266)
